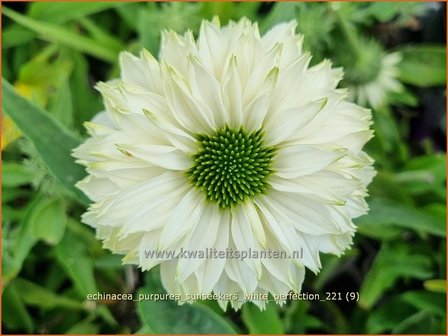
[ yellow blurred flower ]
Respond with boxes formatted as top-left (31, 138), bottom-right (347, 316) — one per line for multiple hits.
top-left (2, 82), bottom-right (47, 150)
top-left (1, 114), bottom-right (22, 150)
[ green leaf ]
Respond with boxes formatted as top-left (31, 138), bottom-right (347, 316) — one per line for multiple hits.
top-left (77, 17), bottom-right (125, 53)
top-left (391, 311), bottom-right (436, 333)
top-left (135, 326), bottom-right (153, 334)
top-left (69, 51), bottom-right (102, 129)
top-left (424, 279), bottom-right (447, 293)
top-left (137, 294), bottom-right (237, 334)
top-left (2, 282), bottom-right (34, 332)
top-left (314, 250), bottom-right (358, 290)
top-left (14, 277), bottom-right (84, 310)
top-left (28, 2), bottom-right (124, 24)
top-left (2, 188), bottom-right (30, 204)
top-left (401, 290), bottom-right (446, 317)
top-left (425, 204), bottom-right (447, 224)
top-left (242, 302), bottom-right (284, 334)
top-left (17, 45), bottom-right (72, 94)
top-left (137, 271), bottom-right (237, 334)
top-left (55, 231), bottom-right (97, 296)
top-left (94, 254), bottom-right (123, 269)
top-left (115, 3), bottom-right (142, 30)
top-left (397, 45), bottom-right (446, 87)
top-left (387, 88), bottom-right (419, 107)
top-left (362, 2), bottom-right (427, 23)
top-left (395, 154), bottom-right (446, 197)
top-left (55, 226), bottom-right (116, 323)
top-left (2, 24), bottom-right (36, 49)
top-left (2, 79), bottom-right (89, 206)
top-left (3, 195), bottom-right (46, 285)
top-left (359, 244), bottom-right (432, 309)
top-left (54, 230), bottom-right (117, 325)
top-left (284, 300), bottom-right (323, 333)
top-left (137, 5), bottom-right (162, 55)
top-left (66, 319), bottom-right (100, 334)
top-left (367, 171), bottom-right (411, 203)
top-left (3, 7), bottom-right (118, 63)
top-left (355, 197), bottom-right (445, 237)
top-left (366, 297), bottom-right (415, 333)
top-left (31, 197), bottom-right (67, 245)
top-left (260, 2), bottom-right (297, 33)
top-left (2, 162), bottom-right (35, 188)
top-left (3, 205), bottom-right (25, 222)
top-left (49, 76), bottom-right (74, 127)
top-left (138, 3), bottom-right (201, 55)
top-left (357, 222), bottom-right (403, 240)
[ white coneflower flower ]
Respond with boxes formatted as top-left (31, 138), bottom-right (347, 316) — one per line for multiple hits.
top-left (73, 18), bottom-right (375, 310)
top-left (349, 52), bottom-right (403, 109)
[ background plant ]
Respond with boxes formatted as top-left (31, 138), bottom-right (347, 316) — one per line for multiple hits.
top-left (2, 2), bottom-right (446, 334)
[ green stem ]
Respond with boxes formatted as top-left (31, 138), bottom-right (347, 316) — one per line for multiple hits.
top-left (332, 6), bottom-right (362, 62)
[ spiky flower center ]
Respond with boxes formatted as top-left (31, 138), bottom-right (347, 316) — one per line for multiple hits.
top-left (188, 126), bottom-right (275, 209)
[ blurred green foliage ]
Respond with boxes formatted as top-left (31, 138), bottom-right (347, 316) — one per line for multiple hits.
top-left (2, 2), bottom-right (446, 334)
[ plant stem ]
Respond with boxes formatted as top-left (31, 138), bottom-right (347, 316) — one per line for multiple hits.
top-left (332, 5), bottom-right (362, 62)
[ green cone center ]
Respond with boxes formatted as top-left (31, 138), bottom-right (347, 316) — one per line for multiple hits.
top-left (188, 126), bottom-right (275, 209)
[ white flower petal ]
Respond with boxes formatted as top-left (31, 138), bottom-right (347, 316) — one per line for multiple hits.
top-left (115, 144), bottom-right (191, 171)
top-left (160, 30), bottom-right (197, 75)
top-left (269, 175), bottom-right (346, 205)
top-left (175, 205), bottom-right (220, 282)
top-left (264, 98), bottom-right (327, 147)
top-left (231, 206), bottom-right (262, 278)
top-left (225, 254), bottom-right (258, 294)
top-left (196, 210), bottom-right (230, 293)
top-left (188, 55), bottom-right (227, 127)
top-left (243, 67), bottom-right (278, 132)
top-left (274, 144), bottom-right (345, 179)
top-left (258, 191), bottom-right (346, 235)
top-left (197, 20), bottom-right (227, 78)
top-left (255, 197), bottom-right (301, 252)
top-left (76, 175), bottom-right (119, 202)
top-left (120, 50), bottom-right (162, 94)
top-left (261, 20), bottom-right (297, 50)
top-left (87, 171), bottom-right (185, 228)
top-left (159, 189), bottom-right (204, 250)
top-left (138, 230), bottom-right (167, 271)
top-left (162, 62), bottom-right (214, 133)
top-left (222, 56), bottom-right (244, 127)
